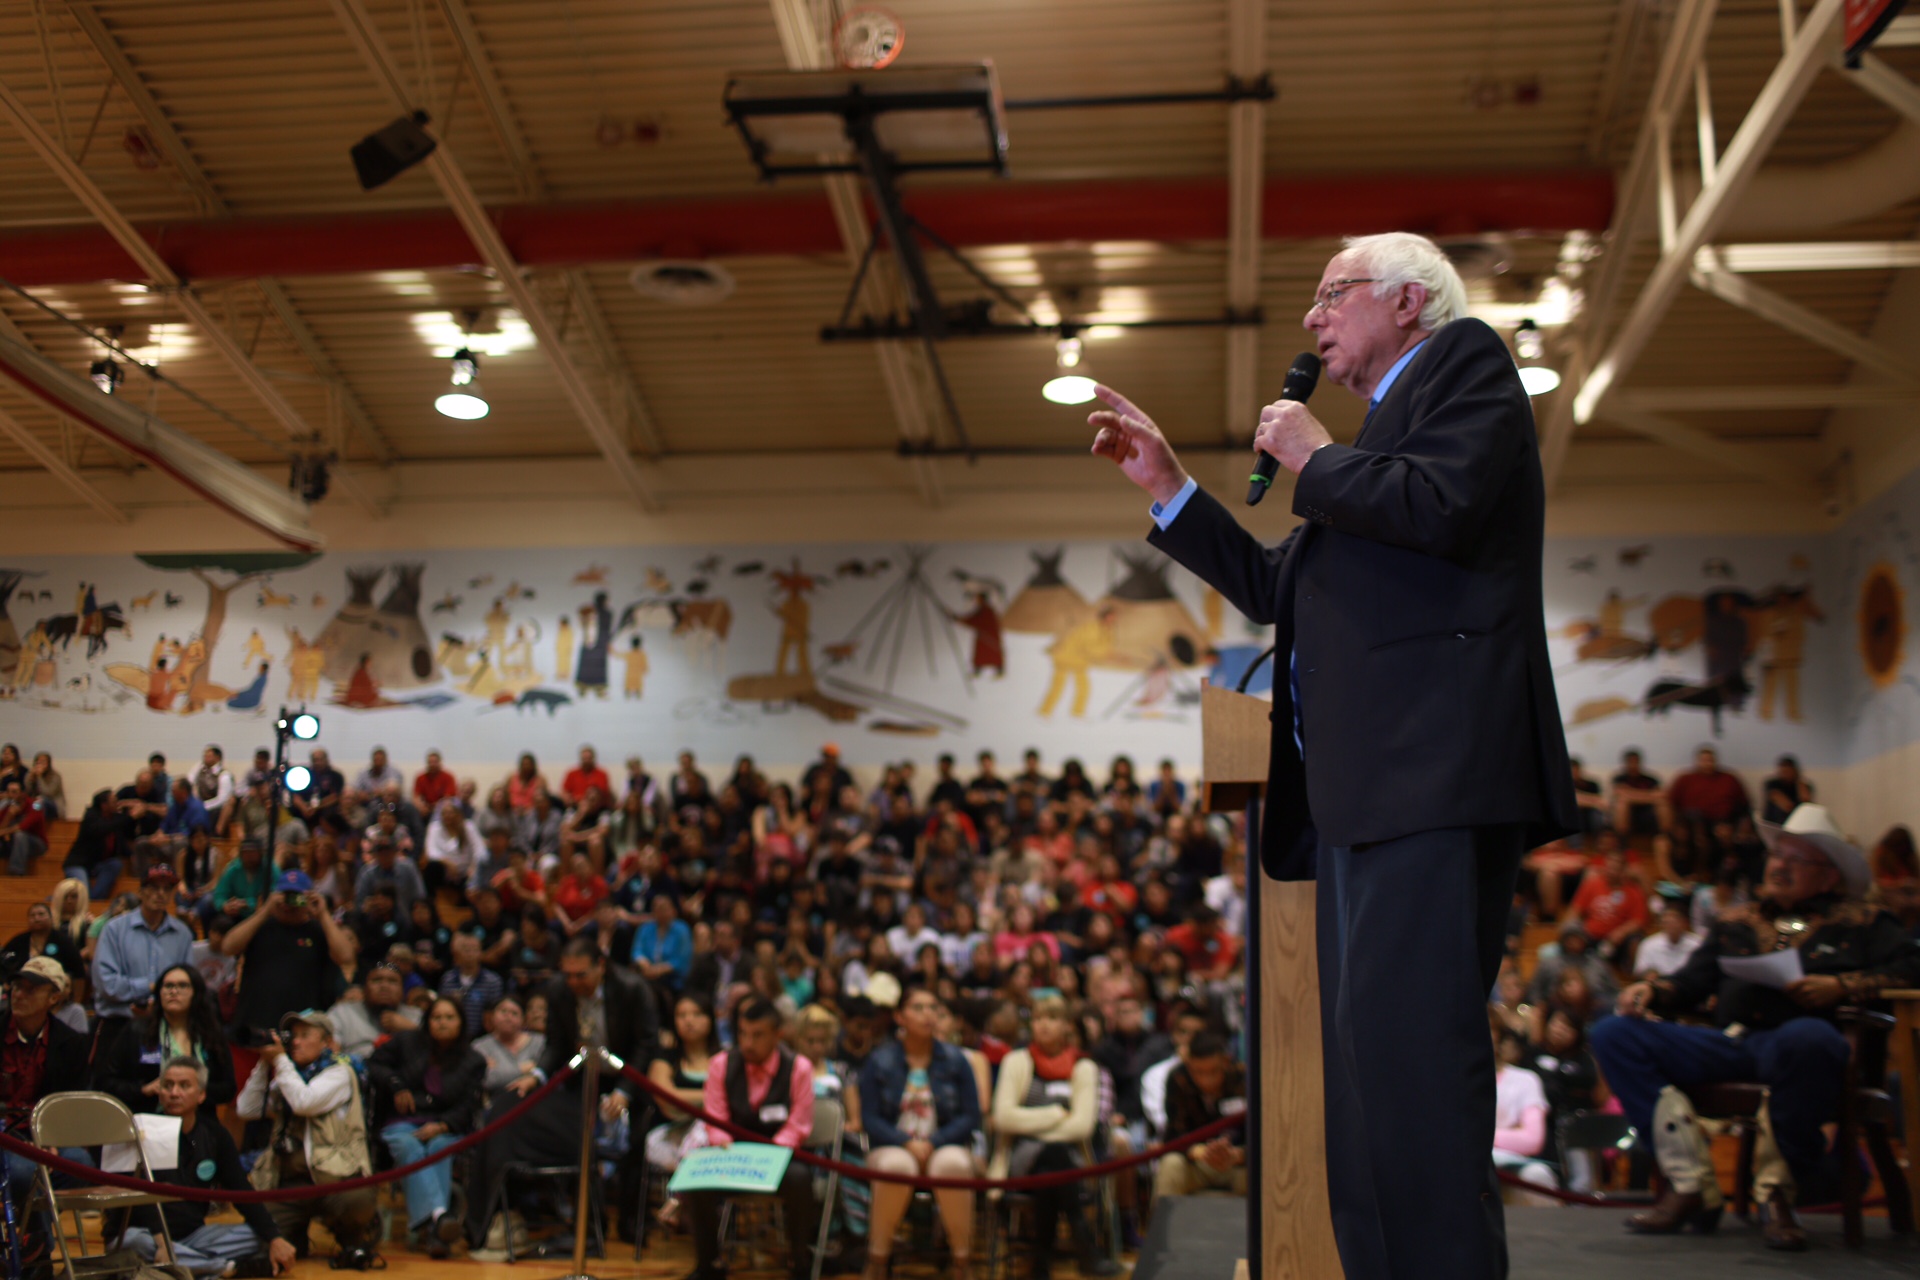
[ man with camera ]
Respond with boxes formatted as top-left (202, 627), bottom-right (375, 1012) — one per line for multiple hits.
top-left (237, 1009), bottom-right (378, 1263)
top-left (118, 1056), bottom-right (297, 1276)
top-left (222, 871), bottom-right (357, 1044)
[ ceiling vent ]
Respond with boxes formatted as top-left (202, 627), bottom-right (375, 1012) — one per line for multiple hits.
top-left (629, 260), bottom-right (736, 305)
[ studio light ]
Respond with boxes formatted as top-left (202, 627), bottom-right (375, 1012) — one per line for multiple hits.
top-left (290, 711), bottom-right (320, 740)
top-left (1515, 318), bottom-right (1545, 361)
top-left (88, 358), bottom-right (123, 395)
top-left (1518, 365), bottom-right (1562, 396)
top-left (1042, 336), bottom-right (1097, 405)
top-left (351, 111), bottom-right (437, 191)
top-left (283, 764), bottom-right (312, 792)
top-left (434, 346), bottom-right (490, 420)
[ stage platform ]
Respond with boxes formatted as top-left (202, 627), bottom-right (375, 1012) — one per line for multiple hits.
top-left (1132, 1195), bottom-right (1920, 1279)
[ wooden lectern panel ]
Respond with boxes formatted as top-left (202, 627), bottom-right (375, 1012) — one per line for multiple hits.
top-left (1258, 876), bottom-right (1343, 1280)
top-left (1198, 683), bottom-right (1343, 1280)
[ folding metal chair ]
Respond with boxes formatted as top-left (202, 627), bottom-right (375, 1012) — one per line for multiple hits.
top-left (717, 1097), bottom-right (846, 1280)
top-left (28, 1092), bottom-right (190, 1280)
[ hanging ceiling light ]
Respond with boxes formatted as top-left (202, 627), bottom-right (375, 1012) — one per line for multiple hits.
top-left (1514, 318), bottom-right (1545, 361)
top-left (433, 345), bottom-right (490, 419)
top-left (1041, 335), bottom-right (1097, 405)
top-left (1513, 318), bottom-right (1560, 396)
top-left (1518, 365), bottom-right (1562, 396)
top-left (88, 358), bottom-right (122, 395)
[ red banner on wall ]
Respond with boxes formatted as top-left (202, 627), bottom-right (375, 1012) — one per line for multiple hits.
top-left (1846, 0), bottom-right (1909, 64)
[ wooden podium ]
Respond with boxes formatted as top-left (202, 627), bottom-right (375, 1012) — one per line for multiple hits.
top-left (1200, 685), bottom-right (1344, 1280)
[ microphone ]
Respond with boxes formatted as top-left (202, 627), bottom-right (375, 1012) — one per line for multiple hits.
top-left (1246, 351), bottom-right (1322, 506)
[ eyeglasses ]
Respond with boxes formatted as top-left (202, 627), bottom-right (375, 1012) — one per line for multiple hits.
top-left (1308, 278), bottom-right (1379, 315)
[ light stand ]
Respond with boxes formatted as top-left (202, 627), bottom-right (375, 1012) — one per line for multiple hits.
top-left (267, 706), bottom-right (320, 870)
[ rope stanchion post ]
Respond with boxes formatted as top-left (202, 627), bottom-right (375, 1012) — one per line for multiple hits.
top-left (554, 1046), bottom-right (601, 1280)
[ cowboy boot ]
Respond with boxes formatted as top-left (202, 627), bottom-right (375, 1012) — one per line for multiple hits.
top-left (1626, 1086), bottom-right (1724, 1235)
top-left (1758, 1187), bottom-right (1808, 1251)
top-left (1752, 1096), bottom-right (1808, 1251)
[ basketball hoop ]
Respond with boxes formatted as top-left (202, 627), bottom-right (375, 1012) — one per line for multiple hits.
top-left (833, 6), bottom-right (904, 69)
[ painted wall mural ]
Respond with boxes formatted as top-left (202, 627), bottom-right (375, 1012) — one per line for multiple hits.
top-left (0, 518), bottom-right (1876, 774)
top-left (0, 542), bottom-right (1267, 769)
top-left (1837, 463), bottom-right (1920, 767)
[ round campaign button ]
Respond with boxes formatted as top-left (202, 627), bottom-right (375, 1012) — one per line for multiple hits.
top-left (196, 1159), bottom-right (217, 1182)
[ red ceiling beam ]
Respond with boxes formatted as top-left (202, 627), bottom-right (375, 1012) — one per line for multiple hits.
top-left (0, 171), bottom-right (1612, 287)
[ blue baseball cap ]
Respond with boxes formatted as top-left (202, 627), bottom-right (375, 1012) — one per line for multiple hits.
top-left (276, 869), bottom-right (314, 894)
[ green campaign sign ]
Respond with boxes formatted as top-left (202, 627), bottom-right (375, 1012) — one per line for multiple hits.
top-left (668, 1142), bottom-right (795, 1195)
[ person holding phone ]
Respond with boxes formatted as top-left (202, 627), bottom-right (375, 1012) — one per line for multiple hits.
top-left (222, 871), bottom-right (358, 1042)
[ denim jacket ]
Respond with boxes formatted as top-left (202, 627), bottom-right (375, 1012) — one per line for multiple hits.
top-left (858, 1037), bottom-right (981, 1151)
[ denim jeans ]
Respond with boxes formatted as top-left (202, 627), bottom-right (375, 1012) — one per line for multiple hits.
top-left (121, 1224), bottom-right (266, 1276)
top-left (380, 1121), bottom-right (461, 1229)
top-left (64, 859), bottom-right (121, 902)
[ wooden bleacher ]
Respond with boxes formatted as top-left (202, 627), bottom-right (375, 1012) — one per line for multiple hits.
top-left (0, 819), bottom-right (87, 935)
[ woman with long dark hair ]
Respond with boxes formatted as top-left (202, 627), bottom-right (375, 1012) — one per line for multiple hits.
top-left (644, 993), bottom-right (719, 1227)
top-left (368, 995), bottom-right (486, 1257)
top-left (96, 964), bottom-right (234, 1116)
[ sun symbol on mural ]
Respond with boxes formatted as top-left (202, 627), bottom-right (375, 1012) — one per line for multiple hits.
top-left (1858, 562), bottom-right (1906, 689)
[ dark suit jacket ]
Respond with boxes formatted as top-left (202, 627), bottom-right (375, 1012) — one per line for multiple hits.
top-left (1150, 317), bottom-right (1578, 877)
top-left (537, 964), bottom-right (659, 1095)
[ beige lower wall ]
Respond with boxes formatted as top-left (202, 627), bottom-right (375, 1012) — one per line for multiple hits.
top-left (1828, 739), bottom-right (1920, 848)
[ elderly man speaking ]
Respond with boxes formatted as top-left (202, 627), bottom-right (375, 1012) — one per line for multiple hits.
top-left (1595, 804), bottom-right (1920, 1251)
top-left (1091, 232), bottom-right (1577, 1280)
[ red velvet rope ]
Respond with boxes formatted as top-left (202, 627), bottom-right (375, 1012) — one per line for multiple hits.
top-left (617, 1060), bottom-right (1241, 1191)
top-left (0, 1065), bottom-right (574, 1203)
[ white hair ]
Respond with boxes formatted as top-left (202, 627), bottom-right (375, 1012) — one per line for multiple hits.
top-left (1340, 232), bottom-right (1469, 332)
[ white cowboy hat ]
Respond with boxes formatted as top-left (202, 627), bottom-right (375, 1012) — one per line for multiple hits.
top-left (1758, 803), bottom-right (1870, 900)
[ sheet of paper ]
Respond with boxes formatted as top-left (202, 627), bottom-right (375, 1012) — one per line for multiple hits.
top-left (101, 1113), bottom-right (181, 1173)
top-left (1718, 948), bottom-right (1804, 990)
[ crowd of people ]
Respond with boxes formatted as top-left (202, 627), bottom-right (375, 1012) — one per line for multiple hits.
top-left (1493, 744), bottom-right (1920, 1252)
top-left (0, 739), bottom-right (1250, 1280)
top-left (1, 734), bottom-right (1914, 1271)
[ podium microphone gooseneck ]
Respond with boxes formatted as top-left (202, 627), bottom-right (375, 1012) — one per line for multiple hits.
top-left (1246, 351), bottom-right (1323, 506)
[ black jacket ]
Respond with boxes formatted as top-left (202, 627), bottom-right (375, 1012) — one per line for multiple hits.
top-left (1652, 898), bottom-right (1920, 1033)
top-left (129, 1112), bottom-right (278, 1243)
top-left (96, 1019), bottom-right (237, 1117)
top-left (1149, 318), bottom-right (1578, 874)
top-left (0, 1015), bottom-right (90, 1137)
top-left (366, 1029), bottom-right (487, 1132)
top-left (537, 965), bottom-right (659, 1095)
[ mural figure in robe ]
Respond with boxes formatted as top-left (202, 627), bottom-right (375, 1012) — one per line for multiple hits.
top-left (1039, 605), bottom-right (1117, 719)
top-left (1703, 589), bottom-right (1754, 712)
top-left (344, 653), bottom-right (381, 708)
top-left (620, 635), bottom-right (650, 700)
top-left (286, 628), bottom-right (326, 702)
top-left (575, 593), bottom-right (612, 698)
top-left (228, 662), bottom-right (270, 711)
top-left (555, 615), bottom-right (575, 682)
top-left (771, 567), bottom-right (815, 679)
top-left (1755, 585), bottom-right (1823, 722)
top-left (950, 587), bottom-right (1005, 677)
top-left (242, 629), bottom-right (269, 668)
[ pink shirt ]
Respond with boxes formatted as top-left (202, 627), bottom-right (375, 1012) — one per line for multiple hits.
top-left (702, 1047), bottom-right (814, 1150)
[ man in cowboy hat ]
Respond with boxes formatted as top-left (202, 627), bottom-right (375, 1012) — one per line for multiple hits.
top-left (1593, 804), bottom-right (1920, 1251)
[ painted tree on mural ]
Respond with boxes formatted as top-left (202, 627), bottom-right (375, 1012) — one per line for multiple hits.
top-left (136, 552), bottom-right (318, 712)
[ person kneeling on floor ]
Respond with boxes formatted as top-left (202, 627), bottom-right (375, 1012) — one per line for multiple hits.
top-left (682, 996), bottom-right (820, 1280)
top-left (237, 1009), bottom-right (379, 1263)
top-left (117, 1056), bottom-right (297, 1277)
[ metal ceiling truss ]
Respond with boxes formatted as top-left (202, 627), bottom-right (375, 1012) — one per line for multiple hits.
top-left (1543, 0), bottom-right (1914, 498)
top-left (768, 0), bottom-right (947, 507)
top-left (433, 0), bottom-right (668, 463)
top-left (329, 0), bottom-right (660, 511)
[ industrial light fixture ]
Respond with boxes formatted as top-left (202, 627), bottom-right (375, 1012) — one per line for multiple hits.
top-left (351, 111), bottom-right (437, 191)
top-left (1513, 318), bottom-right (1560, 396)
top-left (1515, 318), bottom-right (1545, 361)
top-left (1041, 335), bottom-right (1097, 405)
top-left (283, 764), bottom-right (313, 792)
top-left (88, 358), bottom-right (122, 395)
top-left (434, 345), bottom-right (490, 419)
